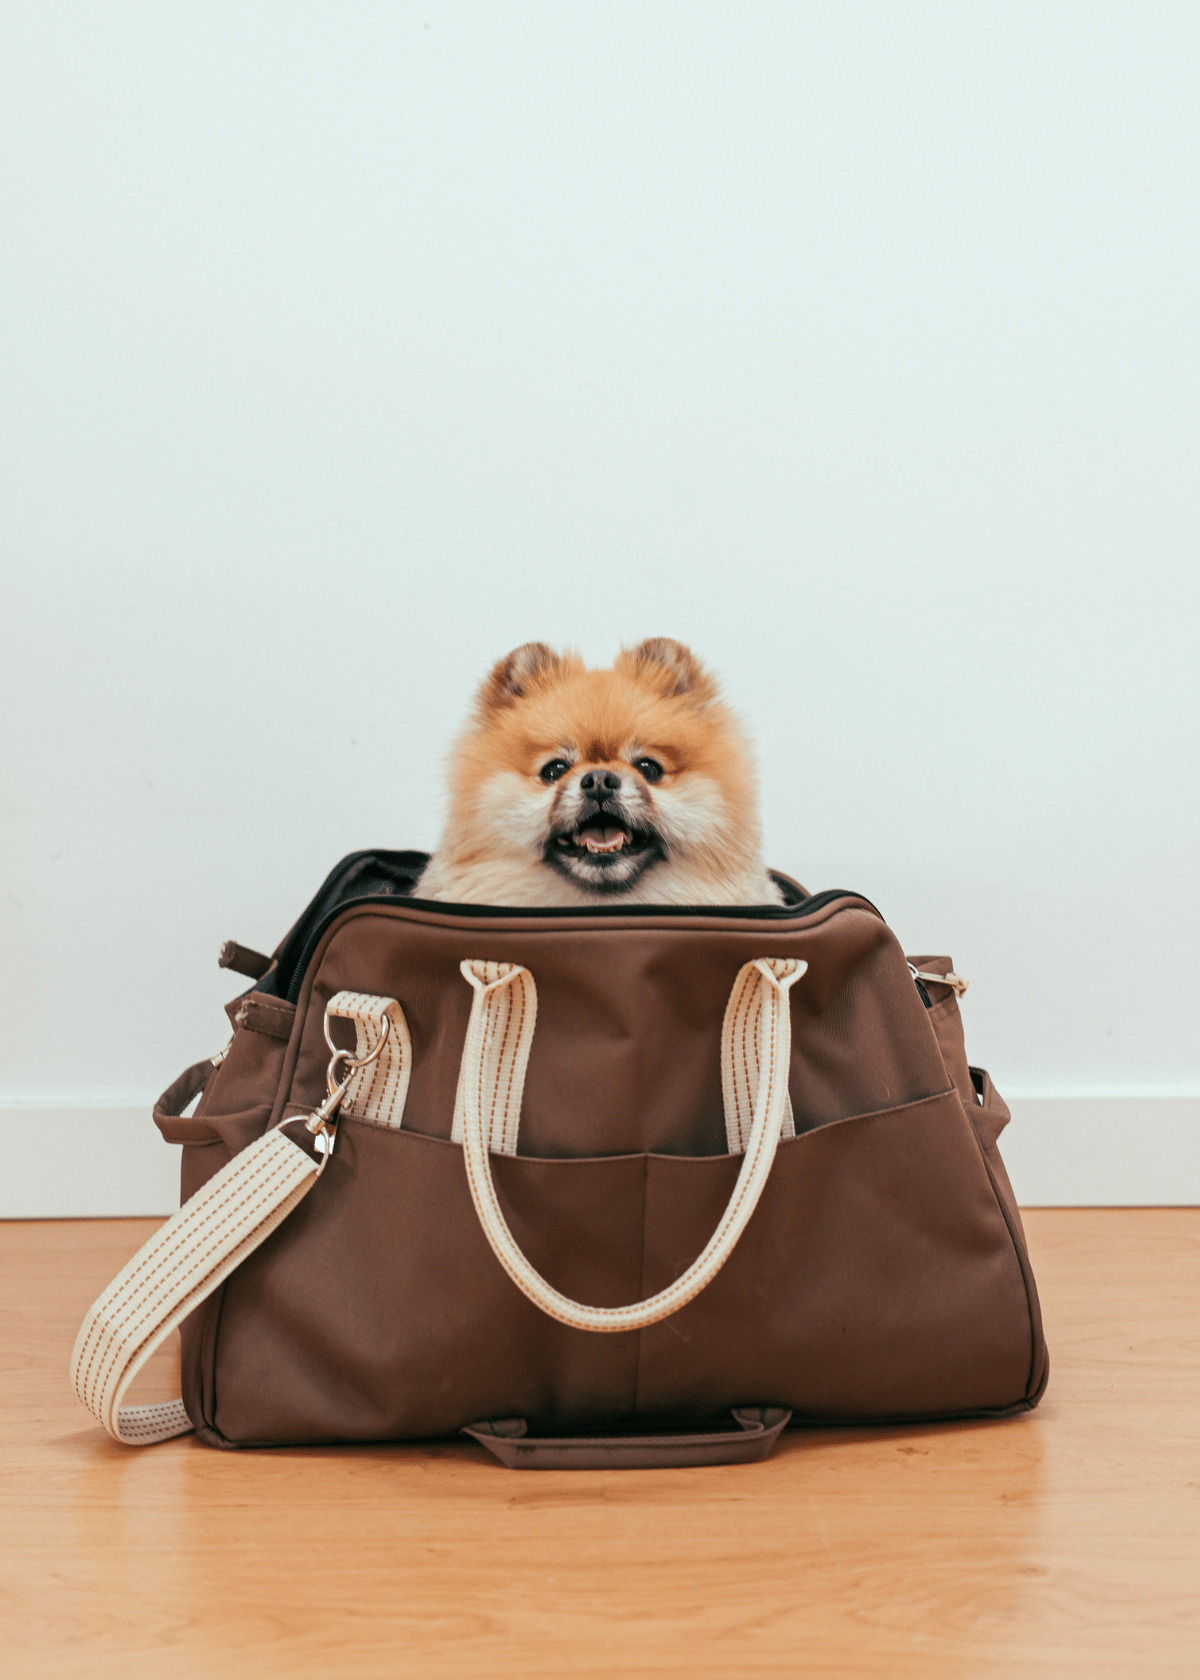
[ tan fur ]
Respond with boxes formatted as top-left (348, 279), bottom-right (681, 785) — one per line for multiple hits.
top-left (416, 640), bottom-right (783, 908)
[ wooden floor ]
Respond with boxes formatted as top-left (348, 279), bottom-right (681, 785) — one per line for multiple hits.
top-left (2, 1211), bottom-right (1197, 1678)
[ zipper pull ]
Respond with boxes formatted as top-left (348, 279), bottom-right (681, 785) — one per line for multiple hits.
top-left (908, 963), bottom-right (969, 999)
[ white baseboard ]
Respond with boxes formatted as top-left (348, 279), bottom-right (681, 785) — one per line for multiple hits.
top-left (4, 1095), bottom-right (1198, 1218)
top-left (999, 1094), bottom-right (1199, 1206)
top-left (7, 1105), bottom-right (181, 1219)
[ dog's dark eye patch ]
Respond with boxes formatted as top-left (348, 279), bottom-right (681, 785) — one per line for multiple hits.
top-left (634, 758), bottom-right (664, 783)
top-left (539, 759), bottom-right (571, 783)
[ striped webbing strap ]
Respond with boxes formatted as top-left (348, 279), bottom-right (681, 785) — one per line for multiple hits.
top-left (70, 1128), bottom-right (320, 1444)
top-left (326, 989), bottom-right (412, 1128)
top-left (450, 961), bottom-right (537, 1155)
top-left (721, 958), bottom-right (798, 1150)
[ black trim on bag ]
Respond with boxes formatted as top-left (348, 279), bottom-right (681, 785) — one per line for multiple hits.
top-left (254, 847), bottom-right (881, 1006)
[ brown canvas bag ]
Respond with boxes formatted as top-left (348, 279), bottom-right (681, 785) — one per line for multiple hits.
top-left (72, 850), bottom-right (1048, 1468)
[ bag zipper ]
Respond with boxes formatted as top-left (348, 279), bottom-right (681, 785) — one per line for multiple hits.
top-left (272, 857), bottom-right (879, 1006)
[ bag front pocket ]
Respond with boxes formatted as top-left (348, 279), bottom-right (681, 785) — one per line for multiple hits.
top-left (195, 1088), bottom-right (1044, 1447)
top-left (633, 1088), bottom-right (1043, 1425)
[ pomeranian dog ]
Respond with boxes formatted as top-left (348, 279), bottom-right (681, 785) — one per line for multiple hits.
top-left (415, 638), bottom-right (784, 907)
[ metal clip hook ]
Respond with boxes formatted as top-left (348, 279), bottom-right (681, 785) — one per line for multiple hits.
top-left (321, 1008), bottom-right (391, 1100)
top-left (297, 1006), bottom-right (394, 1168)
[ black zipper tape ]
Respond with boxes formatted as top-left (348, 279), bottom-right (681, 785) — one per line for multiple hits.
top-left (259, 848), bottom-right (882, 1006)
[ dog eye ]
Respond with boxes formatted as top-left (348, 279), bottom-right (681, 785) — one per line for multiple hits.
top-left (539, 759), bottom-right (570, 783)
top-left (634, 758), bottom-right (664, 783)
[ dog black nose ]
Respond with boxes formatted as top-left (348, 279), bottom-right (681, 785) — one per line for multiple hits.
top-left (579, 769), bottom-right (621, 797)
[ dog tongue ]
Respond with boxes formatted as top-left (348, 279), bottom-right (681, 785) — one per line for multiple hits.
top-left (580, 826), bottom-right (628, 854)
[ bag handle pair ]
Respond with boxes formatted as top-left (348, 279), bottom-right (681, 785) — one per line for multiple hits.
top-left (458, 956), bottom-right (804, 1332)
top-left (71, 955), bottom-right (804, 1446)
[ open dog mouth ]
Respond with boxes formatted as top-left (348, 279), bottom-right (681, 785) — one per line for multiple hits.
top-left (545, 811), bottom-right (662, 881)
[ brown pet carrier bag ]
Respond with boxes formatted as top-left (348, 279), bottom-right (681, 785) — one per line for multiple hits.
top-left (72, 850), bottom-right (1047, 1468)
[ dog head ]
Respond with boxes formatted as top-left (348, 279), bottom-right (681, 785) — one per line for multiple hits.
top-left (431, 638), bottom-right (768, 903)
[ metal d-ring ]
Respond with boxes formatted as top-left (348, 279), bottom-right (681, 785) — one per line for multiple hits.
top-left (323, 1007), bottom-right (391, 1098)
top-left (323, 1003), bottom-right (392, 1067)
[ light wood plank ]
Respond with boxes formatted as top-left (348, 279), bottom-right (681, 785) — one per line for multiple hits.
top-left (1, 1210), bottom-right (1197, 1678)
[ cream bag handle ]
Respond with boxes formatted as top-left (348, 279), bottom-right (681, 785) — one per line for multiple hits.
top-left (458, 955), bottom-right (806, 1334)
top-left (71, 961), bottom-right (806, 1443)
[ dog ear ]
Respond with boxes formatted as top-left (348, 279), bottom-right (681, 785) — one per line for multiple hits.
top-left (616, 639), bottom-right (718, 705)
top-left (477, 643), bottom-right (569, 712)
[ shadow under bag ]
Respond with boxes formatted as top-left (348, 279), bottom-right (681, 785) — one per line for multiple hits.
top-left (72, 850), bottom-right (1048, 1468)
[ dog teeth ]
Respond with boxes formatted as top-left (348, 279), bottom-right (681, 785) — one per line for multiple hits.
top-left (569, 826), bottom-right (630, 854)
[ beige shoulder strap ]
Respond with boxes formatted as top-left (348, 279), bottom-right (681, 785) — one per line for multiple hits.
top-left (71, 987), bottom-right (407, 1446)
top-left (71, 1128), bottom-right (321, 1443)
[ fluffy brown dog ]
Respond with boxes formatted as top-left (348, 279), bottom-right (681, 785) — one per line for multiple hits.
top-left (415, 638), bottom-right (784, 907)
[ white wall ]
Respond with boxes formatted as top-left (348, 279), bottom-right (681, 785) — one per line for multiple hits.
top-left (3, 2), bottom-right (1197, 1213)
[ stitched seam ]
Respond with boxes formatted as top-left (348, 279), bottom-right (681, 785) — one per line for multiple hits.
top-left (736, 968), bottom-right (754, 1151)
top-left (500, 975), bottom-right (527, 1155)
